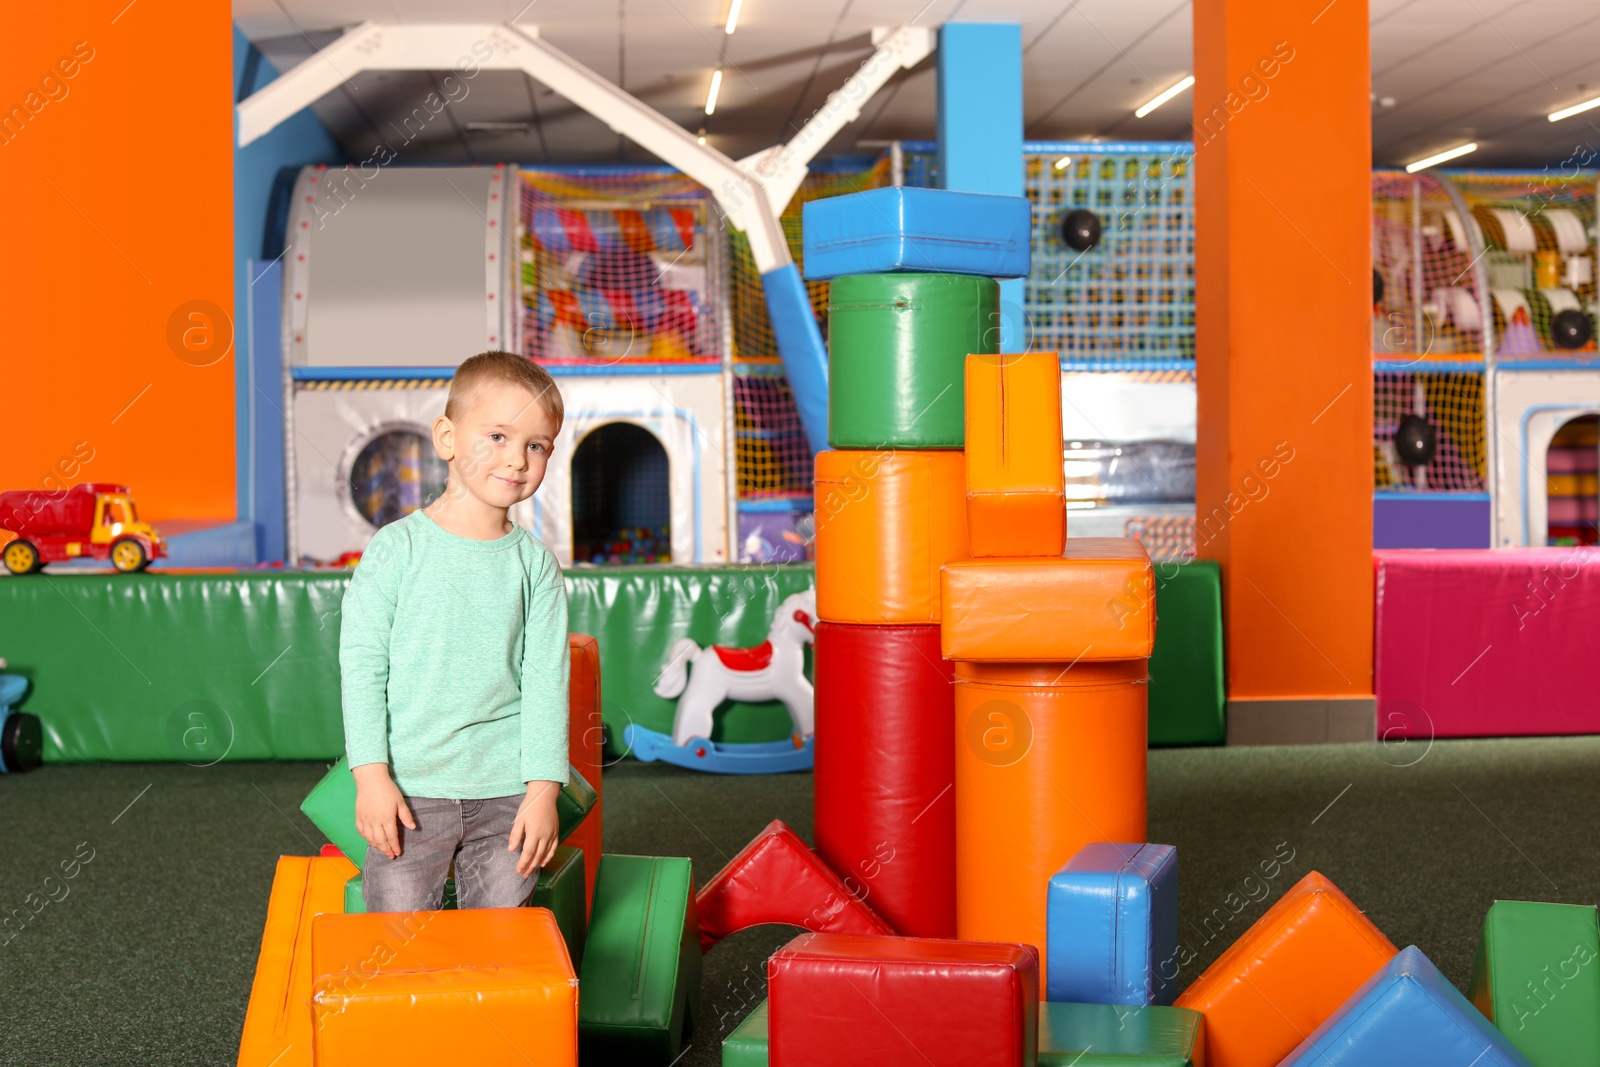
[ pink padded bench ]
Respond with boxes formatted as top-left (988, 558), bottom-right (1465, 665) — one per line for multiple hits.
top-left (1375, 548), bottom-right (1600, 737)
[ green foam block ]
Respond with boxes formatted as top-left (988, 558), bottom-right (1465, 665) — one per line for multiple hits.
top-left (1469, 899), bottom-right (1600, 1065)
top-left (722, 998), bottom-right (768, 1066)
top-left (579, 854), bottom-right (702, 1064)
top-left (301, 756), bottom-right (597, 870)
top-left (1039, 1002), bottom-right (1205, 1066)
top-left (826, 272), bottom-right (998, 449)
top-left (1149, 559), bottom-right (1225, 746)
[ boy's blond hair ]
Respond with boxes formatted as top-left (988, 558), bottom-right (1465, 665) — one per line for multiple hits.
top-left (445, 351), bottom-right (564, 428)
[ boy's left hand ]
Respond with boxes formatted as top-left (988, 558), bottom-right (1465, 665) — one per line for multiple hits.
top-left (508, 781), bottom-right (561, 877)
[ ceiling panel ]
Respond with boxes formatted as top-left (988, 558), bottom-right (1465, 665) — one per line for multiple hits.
top-left (237, 0), bottom-right (1600, 170)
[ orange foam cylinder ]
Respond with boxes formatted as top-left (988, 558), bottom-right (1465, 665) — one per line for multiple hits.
top-left (941, 539), bottom-right (1156, 662)
top-left (311, 908), bottom-right (578, 1066)
top-left (815, 449), bottom-right (968, 624)
top-left (237, 854), bottom-right (358, 1067)
top-left (965, 352), bottom-right (1065, 557)
top-left (1174, 871), bottom-right (1397, 1067)
top-left (954, 659), bottom-right (1148, 975)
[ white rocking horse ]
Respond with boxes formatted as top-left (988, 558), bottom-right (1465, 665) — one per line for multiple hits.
top-left (654, 590), bottom-right (817, 746)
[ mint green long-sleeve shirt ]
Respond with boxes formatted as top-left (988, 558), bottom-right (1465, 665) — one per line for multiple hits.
top-left (339, 509), bottom-right (570, 798)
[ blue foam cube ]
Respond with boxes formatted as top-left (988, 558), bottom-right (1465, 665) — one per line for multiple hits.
top-left (1047, 842), bottom-right (1179, 1006)
top-left (1280, 945), bottom-right (1536, 1067)
top-left (800, 187), bottom-right (1031, 280)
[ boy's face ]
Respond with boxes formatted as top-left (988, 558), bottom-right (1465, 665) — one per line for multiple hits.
top-left (433, 380), bottom-right (560, 511)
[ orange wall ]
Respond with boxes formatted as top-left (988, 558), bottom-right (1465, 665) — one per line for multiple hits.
top-left (1193, 0), bottom-right (1374, 699)
top-left (0, 2), bottom-right (234, 522)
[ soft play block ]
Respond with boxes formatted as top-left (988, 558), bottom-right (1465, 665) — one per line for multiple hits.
top-left (1038, 1002), bottom-right (1205, 1066)
top-left (802, 186), bottom-right (1032, 280)
top-left (1048, 842), bottom-right (1180, 1006)
top-left (567, 633), bottom-right (604, 913)
top-left (696, 819), bottom-right (894, 952)
top-left (343, 873), bottom-right (457, 913)
top-left (1280, 945), bottom-right (1534, 1066)
top-left (826, 272), bottom-right (999, 449)
top-left (310, 907), bottom-right (578, 1065)
top-left (580, 854), bottom-right (702, 1063)
top-left (1148, 560), bottom-right (1225, 746)
top-left (768, 932), bottom-right (1038, 1065)
top-left (813, 621), bottom-right (955, 937)
top-left (723, 999), bottom-right (769, 1067)
top-left (940, 539), bottom-right (1156, 662)
top-left (815, 450), bottom-right (969, 624)
top-left (1174, 871), bottom-right (1398, 1067)
top-left (955, 660), bottom-right (1148, 967)
top-left (236, 854), bottom-right (359, 1067)
top-left (533, 845), bottom-right (590, 971)
top-left (1375, 549), bottom-right (1600, 738)
top-left (301, 756), bottom-right (598, 871)
top-left (1468, 900), bottom-right (1600, 1064)
top-left (965, 352), bottom-right (1066, 557)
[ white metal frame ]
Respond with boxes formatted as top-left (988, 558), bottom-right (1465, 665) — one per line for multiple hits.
top-left (236, 21), bottom-right (932, 275)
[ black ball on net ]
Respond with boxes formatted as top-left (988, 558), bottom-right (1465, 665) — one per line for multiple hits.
top-left (1551, 308), bottom-right (1593, 350)
top-left (1394, 414), bottom-right (1437, 467)
top-left (1373, 268), bottom-right (1385, 306)
top-left (1059, 209), bottom-right (1103, 252)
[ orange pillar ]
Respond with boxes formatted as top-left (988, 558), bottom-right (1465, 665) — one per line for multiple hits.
top-left (0, 3), bottom-right (235, 522)
top-left (1192, 0), bottom-right (1375, 741)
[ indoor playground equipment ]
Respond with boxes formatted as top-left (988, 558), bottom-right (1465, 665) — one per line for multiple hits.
top-left (1369, 168), bottom-right (1599, 549)
top-left (0, 657), bottom-right (42, 774)
top-left (624, 589), bottom-right (817, 773)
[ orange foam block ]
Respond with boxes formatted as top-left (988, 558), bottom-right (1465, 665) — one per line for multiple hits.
top-left (954, 660), bottom-right (1148, 972)
top-left (237, 854), bottom-right (358, 1067)
top-left (311, 907), bottom-right (578, 1066)
top-left (1174, 871), bottom-right (1398, 1067)
top-left (815, 449), bottom-right (968, 624)
top-left (965, 352), bottom-right (1065, 557)
top-left (940, 539), bottom-right (1156, 662)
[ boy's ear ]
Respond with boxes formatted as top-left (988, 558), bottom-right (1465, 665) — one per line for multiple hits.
top-left (431, 415), bottom-right (456, 462)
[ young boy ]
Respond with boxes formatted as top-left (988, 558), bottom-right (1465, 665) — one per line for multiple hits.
top-left (339, 351), bottom-right (570, 911)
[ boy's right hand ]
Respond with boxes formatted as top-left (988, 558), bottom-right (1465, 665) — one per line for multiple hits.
top-left (352, 762), bottom-right (416, 859)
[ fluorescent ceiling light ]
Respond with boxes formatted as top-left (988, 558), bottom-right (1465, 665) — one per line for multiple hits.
top-left (724, 0), bottom-right (743, 34)
top-left (1405, 142), bottom-right (1476, 173)
top-left (1135, 75), bottom-right (1194, 118)
top-left (1549, 93), bottom-right (1600, 122)
top-left (1054, 156), bottom-right (1073, 171)
top-left (705, 69), bottom-right (723, 115)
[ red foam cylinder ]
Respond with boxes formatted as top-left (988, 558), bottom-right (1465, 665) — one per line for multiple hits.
top-left (813, 621), bottom-right (955, 938)
top-left (695, 820), bottom-right (896, 953)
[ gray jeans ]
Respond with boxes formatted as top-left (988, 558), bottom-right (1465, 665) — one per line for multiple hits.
top-left (362, 795), bottom-right (538, 911)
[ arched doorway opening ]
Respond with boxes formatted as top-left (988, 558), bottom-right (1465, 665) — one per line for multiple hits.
top-left (1547, 413), bottom-right (1598, 546)
top-left (571, 422), bottom-right (671, 563)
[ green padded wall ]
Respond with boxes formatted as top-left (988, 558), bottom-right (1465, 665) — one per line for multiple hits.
top-left (826, 272), bottom-right (998, 449)
top-left (1469, 899), bottom-right (1600, 1064)
top-left (1149, 560), bottom-right (1225, 746)
top-left (0, 566), bottom-right (814, 762)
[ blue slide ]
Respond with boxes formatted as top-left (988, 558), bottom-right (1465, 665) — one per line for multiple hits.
top-left (761, 263), bottom-right (830, 455)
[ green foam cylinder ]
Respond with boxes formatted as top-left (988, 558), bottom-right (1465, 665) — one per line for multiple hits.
top-left (722, 999), bottom-right (769, 1066)
top-left (826, 272), bottom-right (999, 449)
top-left (301, 756), bottom-right (598, 870)
top-left (579, 854), bottom-right (702, 1064)
top-left (1039, 1002), bottom-right (1204, 1066)
top-left (1469, 899), bottom-right (1600, 1065)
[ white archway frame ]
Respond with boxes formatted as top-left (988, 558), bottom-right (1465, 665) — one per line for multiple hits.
top-left (236, 21), bottom-right (933, 275)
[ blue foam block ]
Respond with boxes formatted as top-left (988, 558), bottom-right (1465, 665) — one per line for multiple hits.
top-left (1047, 842), bottom-right (1179, 1006)
top-left (1280, 946), bottom-right (1536, 1067)
top-left (800, 187), bottom-right (1031, 281)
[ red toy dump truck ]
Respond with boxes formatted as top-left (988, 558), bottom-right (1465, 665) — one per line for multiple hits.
top-left (0, 483), bottom-right (166, 574)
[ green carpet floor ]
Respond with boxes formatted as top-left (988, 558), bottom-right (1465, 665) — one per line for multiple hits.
top-left (1, 736), bottom-right (1597, 1065)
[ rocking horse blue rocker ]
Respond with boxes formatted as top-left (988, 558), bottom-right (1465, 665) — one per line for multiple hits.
top-left (0, 658), bottom-right (44, 774)
top-left (624, 590), bottom-right (817, 775)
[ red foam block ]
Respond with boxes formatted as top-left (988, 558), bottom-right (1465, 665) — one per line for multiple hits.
top-left (318, 844), bottom-right (345, 859)
top-left (696, 820), bottom-right (895, 953)
top-left (769, 932), bottom-right (1039, 1066)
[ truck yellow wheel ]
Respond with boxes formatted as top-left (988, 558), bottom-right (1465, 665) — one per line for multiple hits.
top-left (3, 540), bottom-right (41, 575)
top-left (110, 538), bottom-right (148, 573)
